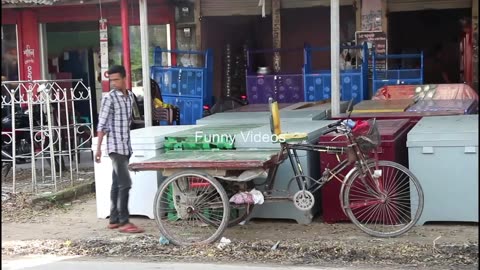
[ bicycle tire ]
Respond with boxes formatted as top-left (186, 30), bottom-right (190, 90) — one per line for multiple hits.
top-left (343, 160), bottom-right (424, 238)
top-left (153, 170), bottom-right (230, 246)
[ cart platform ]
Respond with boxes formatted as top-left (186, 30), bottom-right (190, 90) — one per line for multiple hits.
top-left (128, 150), bottom-right (280, 172)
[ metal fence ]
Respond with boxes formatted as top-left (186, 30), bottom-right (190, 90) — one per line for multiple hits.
top-left (1, 79), bottom-right (94, 195)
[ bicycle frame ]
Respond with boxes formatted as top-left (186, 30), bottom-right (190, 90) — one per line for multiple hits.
top-left (263, 130), bottom-right (377, 198)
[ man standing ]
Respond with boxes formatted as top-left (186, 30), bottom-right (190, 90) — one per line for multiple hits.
top-left (95, 65), bottom-right (144, 233)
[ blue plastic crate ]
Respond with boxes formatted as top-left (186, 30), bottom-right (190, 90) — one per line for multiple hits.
top-left (303, 43), bottom-right (369, 103)
top-left (163, 95), bottom-right (203, 125)
top-left (151, 67), bottom-right (204, 97)
top-left (151, 47), bottom-right (213, 125)
top-left (304, 72), bottom-right (366, 104)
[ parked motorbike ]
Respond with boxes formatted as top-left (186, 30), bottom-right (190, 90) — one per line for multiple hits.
top-left (1, 111), bottom-right (34, 176)
top-left (1, 108), bottom-right (63, 177)
top-left (203, 95), bottom-right (249, 117)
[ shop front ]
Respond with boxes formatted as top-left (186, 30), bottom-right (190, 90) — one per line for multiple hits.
top-left (1, 0), bottom-right (175, 125)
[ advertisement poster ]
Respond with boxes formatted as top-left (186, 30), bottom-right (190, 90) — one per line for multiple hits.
top-left (355, 31), bottom-right (388, 71)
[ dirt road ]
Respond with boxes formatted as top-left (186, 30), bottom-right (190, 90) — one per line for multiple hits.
top-left (2, 194), bottom-right (478, 269)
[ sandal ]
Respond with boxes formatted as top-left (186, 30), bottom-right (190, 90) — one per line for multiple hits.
top-left (107, 223), bottom-right (120, 229)
top-left (119, 223), bottom-right (144, 233)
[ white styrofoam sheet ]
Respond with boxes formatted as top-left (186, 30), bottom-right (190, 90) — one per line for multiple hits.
top-left (196, 109), bottom-right (328, 125)
top-left (92, 125), bottom-right (201, 150)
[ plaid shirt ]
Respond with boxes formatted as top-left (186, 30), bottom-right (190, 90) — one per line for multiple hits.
top-left (97, 89), bottom-right (134, 156)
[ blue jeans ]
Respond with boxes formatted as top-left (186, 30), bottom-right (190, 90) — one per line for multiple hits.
top-left (109, 153), bottom-right (132, 225)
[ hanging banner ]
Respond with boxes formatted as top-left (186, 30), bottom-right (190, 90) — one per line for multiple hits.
top-left (99, 18), bottom-right (110, 92)
top-left (20, 10), bottom-right (41, 92)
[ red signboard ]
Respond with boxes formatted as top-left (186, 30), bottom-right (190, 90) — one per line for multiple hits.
top-left (99, 18), bottom-right (110, 92)
top-left (20, 10), bottom-right (41, 89)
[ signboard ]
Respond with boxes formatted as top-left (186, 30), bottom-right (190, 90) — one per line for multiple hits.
top-left (99, 19), bottom-right (110, 92)
top-left (19, 11), bottom-right (41, 104)
top-left (355, 31), bottom-right (388, 71)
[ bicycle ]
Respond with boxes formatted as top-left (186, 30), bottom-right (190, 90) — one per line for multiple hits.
top-left (129, 98), bottom-right (424, 246)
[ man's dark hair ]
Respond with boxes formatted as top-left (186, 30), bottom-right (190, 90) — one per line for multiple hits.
top-left (107, 65), bottom-right (126, 78)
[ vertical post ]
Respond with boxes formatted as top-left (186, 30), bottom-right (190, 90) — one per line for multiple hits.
top-left (195, 0), bottom-right (202, 66)
top-left (39, 24), bottom-right (48, 80)
top-left (355, 0), bottom-right (362, 32)
top-left (272, 0), bottom-right (281, 73)
top-left (472, 0), bottom-right (478, 91)
top-left (330, 0), bottom-right (340, 116)
top-left (139, 0), bottom-right (152, 127)
top-left (121, 0), bottom-right (132, 90)
top-left (166, 24), bottom-right (172, 66)
top-left (381, 0), bottom-right (388, 35)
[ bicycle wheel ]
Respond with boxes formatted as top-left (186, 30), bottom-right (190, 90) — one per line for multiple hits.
top-left (343, 160), bottom-right (424, 238)
top-left (153, 170), bottom-right (230, 246)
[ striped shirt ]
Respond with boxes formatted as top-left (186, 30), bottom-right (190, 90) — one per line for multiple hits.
top-left (97, 89), bottom-right (134, 156)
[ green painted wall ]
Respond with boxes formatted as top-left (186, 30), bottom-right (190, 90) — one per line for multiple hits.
top-left (47, 31), bottom-right (99, 56)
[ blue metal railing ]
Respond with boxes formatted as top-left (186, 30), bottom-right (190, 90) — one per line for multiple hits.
top-left (372, 52), bottom-right (424, 94)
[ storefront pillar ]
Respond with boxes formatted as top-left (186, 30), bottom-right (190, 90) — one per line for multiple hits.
top-left (121, 0), bottom-right (132, 90)
top-left (472, 0), bottom-right (478, 91)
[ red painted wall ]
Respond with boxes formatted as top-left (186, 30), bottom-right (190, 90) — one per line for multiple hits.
top-left (2, 1), bottom-right (174, 87)
top-left (1, 9), bottom-right (19, 24)
top-left (34, 1), bottom-right (174, 25)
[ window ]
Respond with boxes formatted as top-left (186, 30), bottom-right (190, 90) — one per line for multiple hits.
top-left (108, 24), bottom-right (169, 84)
top-left (1, 25), bottom-right (19, 81)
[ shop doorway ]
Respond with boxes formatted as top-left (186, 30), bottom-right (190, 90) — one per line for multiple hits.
top-left (45, 21), bottom-right (100, 129)
top-left (388, 8), bottom-right (471, 84)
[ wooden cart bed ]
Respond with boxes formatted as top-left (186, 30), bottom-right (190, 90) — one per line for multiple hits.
top-left (128, 150), bottom-right (280, 171)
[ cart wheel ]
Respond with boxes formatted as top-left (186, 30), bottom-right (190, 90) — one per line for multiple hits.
top-left (343, 160), bottom-right (424, 238)
top-left (153, 170), bottom-right (230, 246)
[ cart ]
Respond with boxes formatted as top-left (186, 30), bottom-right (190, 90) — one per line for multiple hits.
top-left (128, 99), bottom-right (424, 246)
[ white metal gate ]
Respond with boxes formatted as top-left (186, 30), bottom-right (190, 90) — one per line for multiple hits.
top-left (1, 79), bottom-right (94, 195)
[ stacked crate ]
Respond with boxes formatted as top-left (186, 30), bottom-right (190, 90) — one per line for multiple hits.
top-left (150, 47), bottom-right (213, 125)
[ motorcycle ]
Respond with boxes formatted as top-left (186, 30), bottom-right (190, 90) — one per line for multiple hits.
top-left (203, 95), bottom-right (249, 117)
top-left (1, 108), bottom-right (64, 177)
top-left (1, 111), bottom-right (34, 176)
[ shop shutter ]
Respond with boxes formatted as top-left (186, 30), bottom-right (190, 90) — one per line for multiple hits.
top-left (388, 0), bottom-right (472, 12)
top-left (281, 0), bottom-right (354, 9)
top-left (200, 0), bottom-right (272, 17)
top-left (200, 0), bottom-right (353, 17)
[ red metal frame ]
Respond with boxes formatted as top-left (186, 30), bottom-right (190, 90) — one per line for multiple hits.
top-left (33, 2), bottom-right (173, 25)
top-left (2, 1), bottom-right (175, 90)
top-left (121, 0), bottom-right (132, 90)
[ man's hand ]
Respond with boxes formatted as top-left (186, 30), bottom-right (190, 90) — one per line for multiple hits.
top-left (95, 149), bottom-right (102, 163)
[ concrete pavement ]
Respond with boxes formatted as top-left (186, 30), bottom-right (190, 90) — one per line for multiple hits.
top-left (1, 256), bottom-right (409, 270)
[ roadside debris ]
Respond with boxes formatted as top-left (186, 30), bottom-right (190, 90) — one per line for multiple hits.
top-left (217, 237), bottom-right (231, 250)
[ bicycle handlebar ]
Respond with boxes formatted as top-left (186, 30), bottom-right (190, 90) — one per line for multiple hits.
top-left (322, 127), bottom-right (339, 135)
top-left (327, 119), bottom-right (343, 128)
